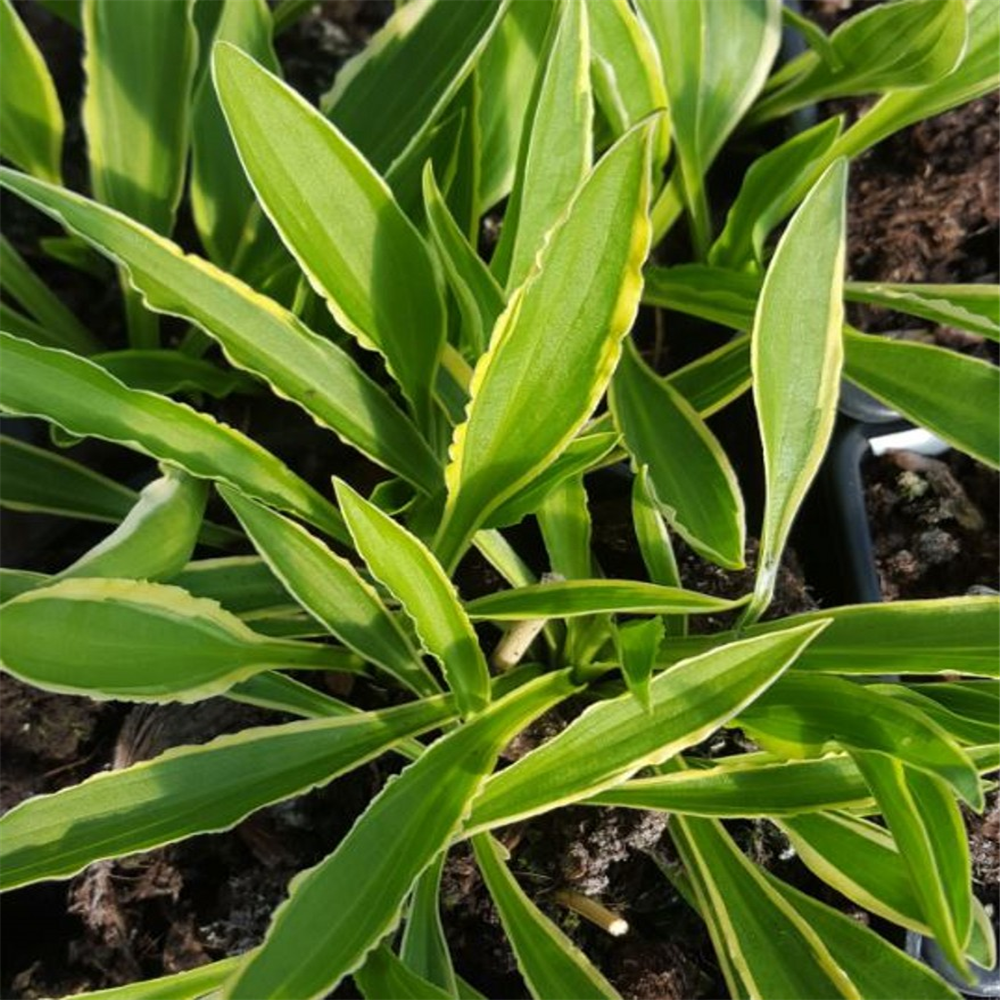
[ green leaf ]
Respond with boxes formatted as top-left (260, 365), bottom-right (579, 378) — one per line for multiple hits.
top-left (590, 745), bottom-right (1000, 817)
top-left (436, 121), bottom-right (655, 568)
top-left (0, 695), bottom-right (453, 890)
top-left (637, 0), bottom-right (781, 255)
top-left (92, 350), bottom-right (256, 397)
top-left (190, 0), bottom-right (282, 269)
top-left (0, 332), bottom-right (347, 541)
top-left (744, 158), bottom-right (847, 623)
top-left (587, 0), bottom-right (669, 164)
top-left (593, 752), bottom-right (874, 817)
top-left (321, 0), bottom-right (507, 178)
top-left (0, 0), bottom-right (64, 183)
top-left (466, 579), bottom-right (741, 620)
top-left (355, 945), bottom-right (454, 1000)
top-left (785, 803), bottom-right (998, 969)
top-left (843, 328), bottom-right (1000, 468)
top-left (400, 854), bottom-right (459, 996)
top-left (220, 486), bottom-right (438, 698)
top-left (0, 168), bottom-right (441, 495)
top-left (752, 0), bottom-right (968, 123)
top-left (667, 811), bottom-right (862, 999)
top-left (336, 479), bottom-right (491, 718)
top-left (766, 876), bottom-right (962, 1000)
top-left (223, 669), bottom-right (577, 1000)
top-left (0, 578), bottom-right (354, 702)
top-left (614, 617), bottom-right (664, 711)
top-left (0, 569), bottom-right (50, 604)
top-left (465, 620), bottom-right (829, 832)
top-left (709, 117), bottom-right (843, 270)
top-left (0, 433), bottom-right (137, 523)
top-left (82, 0), bottom-right (196, 235)
top-left (55, 465), bottom-right (206, 582)
top-left (642, 263), bottom-right (759, 330)
top-left (475, 0), bottom-right (556, 210)
top-left (44, 957), bottom-right (245, 1000)
top-left (917, 681), bottom-right (1000, 728)
top-left (172, 556), bottom-right (298, 616)
top-left (659, 596), bottom-right (1000, 678)
top-left (0, 236), bottom-right (98, 353)
top-left (852, 752), bottom-right (975, 980)
top-left (214, 44), bottom-right (447, 431)
top-left (490, 0), bottom-right (593, 293)
top-left (736, 674), bottom-right (983, 809)
top-left (844, 282), bottom-right (1000, 343)
top-left (778, 811), bottom-right (936, 936)
top-left (611, 339), bottom-right (745, 569)
top-left (423, 163), bottom-right (504, 360)
top-left (871, 683), bottom-right (1000, 747)
top-left (472, 834), bottom-right (620, 1000)
top-left (485, 431), bottom-right (619, 530)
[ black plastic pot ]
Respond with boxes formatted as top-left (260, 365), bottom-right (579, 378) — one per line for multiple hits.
top-left (906, 930), bottom-right (1000, 999)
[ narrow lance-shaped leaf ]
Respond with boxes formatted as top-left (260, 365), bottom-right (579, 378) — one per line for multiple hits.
top-left (614, 617), bottom-right (664, 712)
top-left (736, 673), bottom-right (983, 809)
top-left (0, 578), bottom-right (358, 703)
top-left (776, 811), bottom-right (953, 941)
top-left (485, 431), bottom-right (619, 530)
top-left (91, 349), bottom-right (256, 398)
top-left (743, 158), bottom-right (847, 624)
top-left (190, 0), bottom-right (282, 268)
top-left (611, 339), bottom-right (746, 569)
top-left (0, 0), bottom-right (64, 183)
top-left (491, 0), bottom-right (593, 293)
top-left (39, 956), bottom-right (246, 1000)
top-left (843, 282), bottom-right (1000, 343)
top-left (587, 0), bottom-right (669, 164)
top-left (472, 834), bottom-right (620, 1000)
top-left (750, 0), bottom-right (968, 124)
top-left (436, 121), bottom-right (655, 570)
top-left (354, 945), bottom-right (454, 1000)
top-left (636, 0), bottom-right (781, 255)
top-left (423, 163), bottom-right (504, 361)
top-left (475, 0), bottom-right (556, 210)
top-left (843, 328), bottom-right (1000, 469)
top-left (321, 0), bottom-right (507, 177)
top-left (0, 332), bottom-right (347, 541)
top-left (827, 0), bottom-right (999, 168)
top-left (56, 466), bottom-right (206, 582)
top-left (83, 0), bottom-right (195, 235)
top-left (659, 596), bottom-right (1000, 679)
top-left (709, 117), bottom-right (843, 271)
top-left (220, 485), bottom-right (439, 699)
top-left (224, 670), bottom-right (578, 1000)
top-left (214, 44), bottom-right (447, 432)
top-left (765, 874), bottom-right (963, 1000)
top-left (0, 695), bottom-right (454, 891)
top-left (83, 0), bottom-right (198, 347)
top-left (0, 235), bottom-right (98, 353)
top-left (399, 854), bottom-right (459, 996)
top-left (336, 479), bottom-right (491, 718)
top-left (589, 745), bottom-right (1000, 818)
top-left (668, 811), bottom-right (861, 999)
top-left (466, 579), bottom-right (741, 620)
top-left (465, 620), bottom-right (829, 833)
top-left (0, 433), bottom-right (137, 524)
top-left (852, 752), bottom-right (976, 981)
top-left (0, 168), bottom-right (441, 495)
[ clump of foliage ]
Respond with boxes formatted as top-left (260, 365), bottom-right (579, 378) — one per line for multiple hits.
top-left (1, 0), bottom-right (998, 997)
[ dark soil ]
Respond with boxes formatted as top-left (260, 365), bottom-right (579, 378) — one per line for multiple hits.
top-left (864, 448), bottom-right (999, 601)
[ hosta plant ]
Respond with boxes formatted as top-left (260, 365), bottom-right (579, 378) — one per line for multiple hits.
top-left (1, 0), bottom-right (998, 998)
